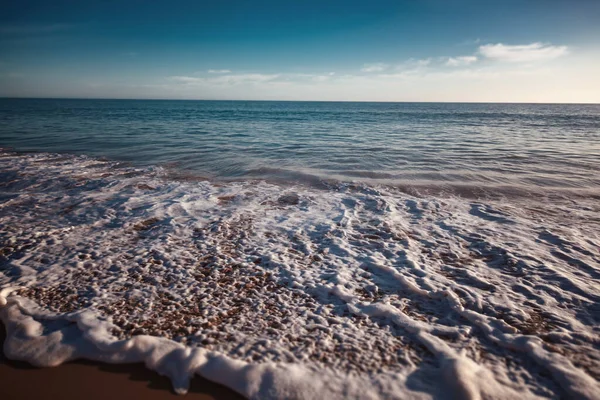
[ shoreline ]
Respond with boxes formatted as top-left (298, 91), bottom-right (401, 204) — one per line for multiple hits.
top-left (0, 148), bottom-right (598, 399)
top-left (2, 147), bottom-right (599, 202)
top-left (0, 321), bottom-right (245, 400)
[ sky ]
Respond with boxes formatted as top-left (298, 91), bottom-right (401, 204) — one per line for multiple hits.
top-left (0, 0), bottom-right (599, 102)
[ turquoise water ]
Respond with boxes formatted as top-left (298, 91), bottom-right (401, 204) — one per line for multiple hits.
top-left (1, 99), bottom-right (599, 192)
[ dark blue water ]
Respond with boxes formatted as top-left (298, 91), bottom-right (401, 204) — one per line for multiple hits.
top-left (1, 98), bottom-right (599, 191)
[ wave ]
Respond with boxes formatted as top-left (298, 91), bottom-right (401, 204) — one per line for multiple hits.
top-left (0, 150), bottom-right (599, 399)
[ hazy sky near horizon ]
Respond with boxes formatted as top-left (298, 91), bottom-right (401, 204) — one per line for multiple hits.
top-left (1, 0), bottom-right (599, 102)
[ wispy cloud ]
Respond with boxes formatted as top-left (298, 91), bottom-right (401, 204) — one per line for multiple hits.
top-left (130, 41), bottom-right (582, 101)
top-left (400, 58), bottom-right (431, 68)
top-left (169, 76), bottom-right (204, 84)
top-left (360, 63), bottom-right (389, 73)
top-left (212, 74), bottom-right (280, 84)
top-left (170, 73), bottom-right (280, 85)
top-left (479, 43), bottom-right (568, 63)
top-left (415, 58), bottom-right (431, 67)
top-left (445, 56), bottom-right (478, 67)
top-left (80, 53), bottom-right (597, 102)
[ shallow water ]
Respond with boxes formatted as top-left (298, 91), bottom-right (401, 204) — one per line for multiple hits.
top-left (0, 100), bottom-right (599, 399)
top-left (1, 99), bottom-right (599, 191)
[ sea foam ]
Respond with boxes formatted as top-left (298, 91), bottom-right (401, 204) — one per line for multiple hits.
top-left (0, 151), bottom-right (599, 399)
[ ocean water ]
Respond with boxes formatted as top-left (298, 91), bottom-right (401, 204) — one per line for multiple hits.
top-left (1, 99), bottom-right (599, 192)
top-left (0, 99), bottom-right (599, 399)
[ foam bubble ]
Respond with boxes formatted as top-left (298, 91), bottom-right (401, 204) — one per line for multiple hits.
top-left (0, 151), bottom-right (599, 399)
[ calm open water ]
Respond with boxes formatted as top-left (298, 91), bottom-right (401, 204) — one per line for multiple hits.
top-left (1, 99), bottom-right (599, 192)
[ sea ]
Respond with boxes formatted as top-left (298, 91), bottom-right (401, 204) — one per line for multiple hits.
top-left (0, 99), bottom-right (599, 399)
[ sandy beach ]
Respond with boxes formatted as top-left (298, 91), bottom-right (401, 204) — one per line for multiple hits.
top-left (0, 322), bottom-right (245, 400)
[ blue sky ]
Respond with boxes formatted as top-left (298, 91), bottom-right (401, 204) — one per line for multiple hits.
top-left (1, 0), bottom-right (599, 102)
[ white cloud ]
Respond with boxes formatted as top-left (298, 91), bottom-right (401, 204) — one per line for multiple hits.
top-left (170, 73), bottom-right (279, 85)
top-left (10, 55), bottom-right (597, 102)
top-left (169, 76), bottom-right (203, 84)
top-left (445, 56), bottom-right (478, 67)
top-left (360, 63), bottom-right (389, 72)
top-left (394, 58), bottom-right (431, 72)
top-left (412, 58), bottom-right (431, 67)
top-left (54, 46), bottom-right (592, 102)
top-left (171, 72), bottom-right (342, 87)
top-left (213, 74), bottom-right (279, 84)
top-left (479, 42), bottom-right (568, 63)
top-left (208, 69), bottom-right (232, 74)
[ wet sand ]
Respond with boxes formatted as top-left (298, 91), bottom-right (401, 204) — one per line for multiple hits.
top-left (0, 322), bottom-right (245, 400)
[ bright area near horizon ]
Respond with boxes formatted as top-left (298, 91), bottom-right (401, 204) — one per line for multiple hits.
top-left (1, 0), bottom-right (599, 103)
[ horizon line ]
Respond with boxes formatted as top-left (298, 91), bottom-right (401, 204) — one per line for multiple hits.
top-left (1, 97), bottom-right (599, 105)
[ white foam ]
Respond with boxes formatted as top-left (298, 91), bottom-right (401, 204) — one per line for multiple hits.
top-left (1, 151), bottom-right (599, 399)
